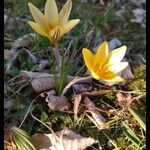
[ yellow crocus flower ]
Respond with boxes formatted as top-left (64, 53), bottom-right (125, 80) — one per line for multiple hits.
top-left (82, 41), bottom-right (129, 83)
top-left (28, 0), bottom-right (80, 43)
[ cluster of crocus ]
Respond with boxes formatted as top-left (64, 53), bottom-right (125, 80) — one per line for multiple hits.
top-left (28, 0), bottom-right (80, 43)
top-left (28, 0), bottom-right (128, 83)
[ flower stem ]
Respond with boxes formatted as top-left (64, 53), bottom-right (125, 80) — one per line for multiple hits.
top-left (53, 44), bottom-right (61, 72)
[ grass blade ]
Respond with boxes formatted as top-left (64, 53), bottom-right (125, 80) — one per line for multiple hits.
top-left (122, 122), bottom-right (144, 149)
top-left (128, 107), bottom-right (146, 132)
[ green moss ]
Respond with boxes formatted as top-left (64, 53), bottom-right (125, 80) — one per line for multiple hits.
top-left (133, 64), bottom-right (146, 80)
top-left (126, 64), bottom-right (146, 91)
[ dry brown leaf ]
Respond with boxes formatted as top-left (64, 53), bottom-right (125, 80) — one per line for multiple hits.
top-left (12, 33), bottom-right (36, 50)
top-left (32, 128), bottom-right (96, 150)
top-left (121, 58), bottom-right (134, 80)
top-left (19, 71), bottom-right (93, 93)
top-left (10, 70), bottom-right (93, 94)
top-left (121, 63), bottom-right (134, 80)
top-left (61, 76), bottom-right (92, 96)
top-left (131, 8), bottom-right (145, 26)
top-left (84, 97), bottom-right (106, 130)
top-left (4, 49), bottom-right (16, 60)
top-left (21, 71), bottom-right (54, 93)
top-left (72, 83), bottom-right (93, 94)
top-left (38, 59), bottom-right (49, 71)
top-left (43, 90), bottom-right (70, 111)
top-left (73, 94), bottom-right (82, 121)
top-left (116, 92), bottom-right (132, 108)
top-left (6, 48), bottom-right (37, 72)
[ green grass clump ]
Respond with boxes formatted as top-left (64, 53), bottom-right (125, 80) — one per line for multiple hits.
top-left (126, 64), bottom-right (146, 91)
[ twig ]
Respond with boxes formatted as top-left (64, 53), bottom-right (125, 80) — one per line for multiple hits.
top-left (61, 76), bottom-right (93, 96)
top-left (30, 112), bottom-right (54, 134)
top-left (7, 74), bottom-right (22, 83)
top-left (19, 96), bottom-right (39, 128)
top-left (10, 83), bottom-right (28, 98)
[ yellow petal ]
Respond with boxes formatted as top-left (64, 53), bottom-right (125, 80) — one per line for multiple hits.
top-left (82, 48), bottom-right (94, 72)
top-left (93, 41), bottom-right (108, 68)
top-left (59, 0), bottom-right (72, 25)
top-left (28, 21), bottom-right (49, 37)
top-left (49, 26), bottom-right (61, 43)
top-left (61, 19), bottom-right (80, 35)
top-left (28, 3), bottom-right (47, 28)
top-left (97, 70), bottom-right (116, 80)
top-left (91, 71), bottom-right (101, 80)
top-left (91, 70), bottom-right (116, 81)
top-left (107, 45), bottom-right (127, 65)
top-left (104, 75), bottom-right (124, 83)
top-left (108, 62), bottom-right (129, 73)
top-left (45, 0), bottom-right (58, 25)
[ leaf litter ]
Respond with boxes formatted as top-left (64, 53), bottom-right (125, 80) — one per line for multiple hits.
top-left (32, 128), bottom-right (96, 150)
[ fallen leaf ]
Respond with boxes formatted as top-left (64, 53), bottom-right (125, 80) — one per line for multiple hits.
top-left (84, 97), bottom-right (106, 130)
top-left (4, 49), bottom-right (16, 60)
top-left (32, 128), bottom-right (96, 150)
top-left (6, 48), bottom-right (38, 72)
top-left (73, 94), bottom-right (82, 120)
top-left (43, 90), bottom-right (70, 111)
top-left (61, 76), bottom-right (93, 96)
top-left (108, 38), bottom-right (122, 51)
top-left (131, 8), bottom-right (145, 28)
top-left (121, 61), bottom-right (134, 80)
top-left (38, 59), bottom-right (49, 71)
top-left (21, 71), bottom-right (54, 93)
top-left (116, 92), bottom-right (132, 108)
top-left (72, 83), bottom-right (93, 94)
top-left (10, 71), bottom-right (93, 93)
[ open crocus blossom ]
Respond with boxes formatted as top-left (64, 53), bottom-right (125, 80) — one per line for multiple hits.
top-left (28, 0), bottom-right (80, 43)
top-left (82, 41), bottom-right (129, 83)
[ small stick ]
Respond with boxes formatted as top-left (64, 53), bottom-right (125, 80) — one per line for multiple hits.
top-left (61, 76), bottom-right (93, 96)
top-left (19, 96), bottom-right (39, 128)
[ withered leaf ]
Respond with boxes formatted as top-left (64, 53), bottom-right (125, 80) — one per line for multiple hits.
top-left (6, 49), bottom-right (37, 72)
top-left (38, 59), bottom-right (49, 71)
top-left (121, 59), bottom-right (134, 80)
top-left (72, 83), bottom-right (93, 94)
top-left (44, 90), bottom-right (70, 111)
top-left (116, 92), bottom-right (132, 108)
top-left (4, 49), bottom-right (16, 60)
top-left (84, 97), bottom-right (106, 130)
top-left (61, 76), bottom-right (92, 96)
top-left (21, 71), bottom-right (54, 93)
top-left (32, 128), bottom-right (96, 150)
top-left (73, 94), bottom-right (82, 120)
top-left (12, 33), bottom-right (36, 50)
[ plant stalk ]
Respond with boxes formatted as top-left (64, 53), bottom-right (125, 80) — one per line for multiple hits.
top-left (53, 44), bottom-right (61, 72)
